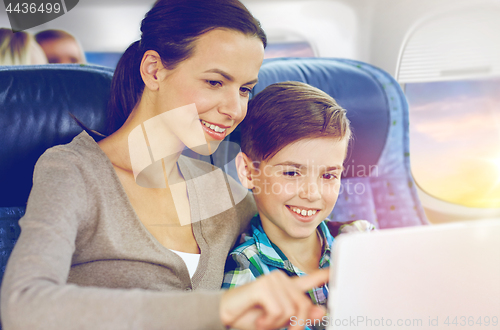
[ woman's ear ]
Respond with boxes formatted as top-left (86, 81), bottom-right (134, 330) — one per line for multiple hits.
top-left (140, 50), bottom-right (164, 91)
top-left (235, 152), bottom-right (256, 190)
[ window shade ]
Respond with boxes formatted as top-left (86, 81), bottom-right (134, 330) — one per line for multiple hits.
top-left (397, 7), bottom-right (500, 83)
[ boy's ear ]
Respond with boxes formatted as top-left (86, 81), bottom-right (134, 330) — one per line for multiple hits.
top-left (235, 152), bottom-right (256, 190)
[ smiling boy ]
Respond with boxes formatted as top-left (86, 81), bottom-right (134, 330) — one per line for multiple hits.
top-left (222, 82), bottom-right (373, 314)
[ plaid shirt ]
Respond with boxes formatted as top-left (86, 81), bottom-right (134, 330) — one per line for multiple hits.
top-left (222, 215), bottom-right (333, 307)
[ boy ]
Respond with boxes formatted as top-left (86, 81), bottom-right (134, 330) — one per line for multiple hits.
top-left (222, 82), bottom-right (373, 315)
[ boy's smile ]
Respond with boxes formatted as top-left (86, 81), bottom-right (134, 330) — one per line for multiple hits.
top-left (245, 137), bottom-right (348, 244)
top-left (287, 205), bottom-right (319, 221)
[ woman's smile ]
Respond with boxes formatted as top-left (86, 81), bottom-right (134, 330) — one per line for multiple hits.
top-left (200, 119), bottom-right (230, 140)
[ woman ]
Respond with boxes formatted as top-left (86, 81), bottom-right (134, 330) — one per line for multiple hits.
top-left (0, 28), bottom-right (47, 65)
top-left (0, 1), bottom-right (328, 329)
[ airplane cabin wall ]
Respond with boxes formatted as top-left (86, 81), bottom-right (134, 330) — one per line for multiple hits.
top-left (243, 0), bottom-right (368, 61)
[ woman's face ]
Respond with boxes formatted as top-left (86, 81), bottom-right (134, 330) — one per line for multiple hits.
top-left (154, 29), bottom-right (265, 154)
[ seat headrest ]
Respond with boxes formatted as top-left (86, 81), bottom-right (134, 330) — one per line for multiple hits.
top-left (0, 64), bottom-right (114, 207)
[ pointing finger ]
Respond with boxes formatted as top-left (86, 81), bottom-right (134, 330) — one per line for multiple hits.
top-left (293, 268), bottom-right (330, 292)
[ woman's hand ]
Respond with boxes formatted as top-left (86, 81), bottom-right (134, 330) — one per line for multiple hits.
top-left (220, 268), bottom-right (329, 330)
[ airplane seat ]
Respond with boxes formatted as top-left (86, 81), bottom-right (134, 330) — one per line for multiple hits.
top-left (235, 57), bottom-right (429, 231)
top-left (0, 64), bottom-right (114, 285)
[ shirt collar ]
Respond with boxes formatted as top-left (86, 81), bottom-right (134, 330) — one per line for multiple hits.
top-left (250, 215), bottom-right (334, 274)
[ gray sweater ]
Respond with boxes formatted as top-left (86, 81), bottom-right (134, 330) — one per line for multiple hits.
top-left (1, 132), bottom-right (257, 330)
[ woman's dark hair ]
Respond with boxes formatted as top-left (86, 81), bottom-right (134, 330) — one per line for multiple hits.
top-left (106, 0), bottom-right (267, 134)
top-left (241, 81), bottom-right (351, 162)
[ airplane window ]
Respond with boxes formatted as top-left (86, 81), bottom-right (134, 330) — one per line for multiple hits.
top-left (264, 41), bottom-right (315, 59)
top-left (406, 78), bottom-right (500, 208)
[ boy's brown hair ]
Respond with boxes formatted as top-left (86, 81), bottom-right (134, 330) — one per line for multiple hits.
top-left (241, 81), bottom-right (351, 162)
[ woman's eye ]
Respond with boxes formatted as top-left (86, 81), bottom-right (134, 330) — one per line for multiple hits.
top-left (207, 80), bottom-right (222, 87)
top-left (240, 86), bottom-right (252, 96)
top-left (283, 171), bottom-right (300, 177)
top-left (323, 173), bottom-right (338, 180)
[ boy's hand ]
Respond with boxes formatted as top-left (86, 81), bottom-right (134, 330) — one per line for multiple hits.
top-left (328, 219), bottom-right (376, 237)
top-left (339, 220), bottom-right (376, 234)
top-left (220, 268), bottom-right (329, 330)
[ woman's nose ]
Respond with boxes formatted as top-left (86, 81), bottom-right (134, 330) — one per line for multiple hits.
top-left (218, 89), bottom-right (244, 120)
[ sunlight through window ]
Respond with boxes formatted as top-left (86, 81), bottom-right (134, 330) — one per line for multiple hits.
top-left (406, 78), bottom-right (500, 208)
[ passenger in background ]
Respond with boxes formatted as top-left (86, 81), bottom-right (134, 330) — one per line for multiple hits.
top-left (0, 28), bottom-right (47, 65)
top-left (35, 29), bottom-right (86, 64)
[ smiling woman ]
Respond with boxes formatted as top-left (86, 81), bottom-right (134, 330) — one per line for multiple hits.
top-left (138, 29), bottom-right (263, 148)
top-left (0, 1), bottom-right (329, 330)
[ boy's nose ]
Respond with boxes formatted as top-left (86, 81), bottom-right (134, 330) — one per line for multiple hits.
top-left (299, 181), bottom-right (321, 202)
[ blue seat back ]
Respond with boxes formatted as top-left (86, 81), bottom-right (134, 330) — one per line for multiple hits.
top-left (0, 64), bottom-right (113, 278)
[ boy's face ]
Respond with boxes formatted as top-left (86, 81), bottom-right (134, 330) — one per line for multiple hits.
top-left (240, 137), bottom-right (347, 241)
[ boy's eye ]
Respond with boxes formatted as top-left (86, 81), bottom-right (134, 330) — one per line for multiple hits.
top-left (207, 80), bottom-right (222, 87)
top-left (323, 173), bottom-right (338, 180)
